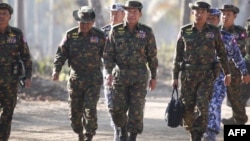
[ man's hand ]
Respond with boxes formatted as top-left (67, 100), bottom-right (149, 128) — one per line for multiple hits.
top-left (242, 75), bottom-right (250, 84)
top-left (148, 79), bottom-right (156, 91)
top-left (25, 79), bottom-right (31, 88)
top-left (224, 74), bottom-right (231, 86)
top-left (172, 79), bottom-right (178, 88)
top-left (105, 74), bottom-right (113, 86)
top-left (52, 71), bottom-right (59, 81)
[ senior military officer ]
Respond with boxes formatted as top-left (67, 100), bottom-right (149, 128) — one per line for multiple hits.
top-left (52, 6), bottom-right (105, 141)
top-left (0, 3), bottom-right (32, 141)
top-left (219, 4), bottom-right (249, 125)
top-left (172, 1), bottom-right (231, 141)
top-left (101, 3), bottom-right (125, 141)
top-left (103, 0), bottom-right (158, 141)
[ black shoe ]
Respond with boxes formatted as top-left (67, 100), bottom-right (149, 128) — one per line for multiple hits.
top-left (190, 132), bottom-right (202, 141)
top-left (78, 133), bottom-right (84, 141)
top-left (221, 117), bottom-right (237, 125)
top-left (129, 133), bottom-right (137, 141)
top-left (119, 127), bottom-right (128, 141)
top-left (85, 133), bottom-right (93, 141)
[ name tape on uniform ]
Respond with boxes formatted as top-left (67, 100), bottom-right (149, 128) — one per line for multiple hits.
top-left (224, 125), bottom-right (250, 140)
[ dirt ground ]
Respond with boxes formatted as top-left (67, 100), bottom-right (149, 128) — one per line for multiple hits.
top-left (8, 77), bottom-right (250, 141)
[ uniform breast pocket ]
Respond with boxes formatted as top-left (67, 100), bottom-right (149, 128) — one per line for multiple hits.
top-left (115, 39), bottom-right (126, 52)
top-left (69, 43), bottom-right (83, 57)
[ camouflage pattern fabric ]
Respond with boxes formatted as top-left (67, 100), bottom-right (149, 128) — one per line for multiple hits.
top-left (53, 27), bottom-right (105, 135)
top-left (221, 25), bottom-right (248, 124)
top-left (173, 23), bottom-right (230, 134)
top-left (207, 30), bottom-right (248, 134)
top-left (103, 22), bottom-right (158, 134)
top-left (0, 26), bottom-right (32, 141)
top-left (242, 18), bottom-right (250, 106)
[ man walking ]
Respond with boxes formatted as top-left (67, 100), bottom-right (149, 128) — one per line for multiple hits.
top-left (103, 1), bottom-right (158, 141)
top-left (172, 1), bottom-right (231, 141)
top-left (52, 6), bottom-right (105, 141)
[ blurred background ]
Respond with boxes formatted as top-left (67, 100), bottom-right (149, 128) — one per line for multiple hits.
top-left (2, 0), bottom-right (250, 80)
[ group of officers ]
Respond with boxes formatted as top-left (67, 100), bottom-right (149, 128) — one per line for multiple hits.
top-left (1, 0), bottom-right (250, 141)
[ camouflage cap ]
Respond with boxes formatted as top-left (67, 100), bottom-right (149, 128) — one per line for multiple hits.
top-left (189, 1), bottom-right (210, 10)
top-left (73, 6), bottom-right (95, 23)
top-left (0, 3), bottom-right (13, 15)
top-left (219, 4), bottom-right (239, 14)
top-left (124, 0), bottom-right (143, 10)
top-left (110, 3), bottom-right (125, 11)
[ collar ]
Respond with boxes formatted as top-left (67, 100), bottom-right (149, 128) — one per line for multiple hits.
top-left (191, 22), bottom-right (210, 31)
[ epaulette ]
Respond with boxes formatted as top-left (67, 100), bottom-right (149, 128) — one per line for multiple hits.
top-left (138, 23), bottom-right (152, 32)
top-left (9, 26), bottom-right (23, 34)
top-left (93, 27), bottom-right (105, 34)
top-left (112, 23), bottom-right (123, 29)
top-left (181, 23), bottom-right (192, 30)
top-left (66, 26), bottom-right (78, 34)
top-left (101, 24), bottom-right (111, 30)
top-left (234, 25), bottom-right (246, 32)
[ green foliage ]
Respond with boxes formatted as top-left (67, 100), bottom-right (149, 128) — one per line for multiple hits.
top-left (32, 58), bottom-right (70, 81)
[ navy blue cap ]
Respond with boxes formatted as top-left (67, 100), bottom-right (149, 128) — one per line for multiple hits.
top-left (209, 8), bottom-right (221, 16)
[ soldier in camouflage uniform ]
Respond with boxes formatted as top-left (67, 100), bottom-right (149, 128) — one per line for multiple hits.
top-left (0, 3), bottom-right (32, 141)
top-left (219, 4), bottom-right (249, 125)
top-left (101, 3), bottom-right (125, 141)
top-left (103, 1), bottom-right (158, 141)
top-left (172, 1), bottom-right (231, 141)
top-left (52, 6), bottom-right (105, 141)
top-left (241, 18), bottom-right (250, 107)
top-left (204, 8), bottom-right (250, 141)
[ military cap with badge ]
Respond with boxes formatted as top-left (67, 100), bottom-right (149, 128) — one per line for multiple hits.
top-left (188, 1), bottom-right (211, 10)
top-left (0, 2), bottom-right (13, 15)
top-left (110, 3), bottom-right (125, 11)
top-left (123, 0), bottom-right (143, 10)
top-left (73, 6), bottom-right (95, 23)
top-left (219, 4), bottom-right (239, 14)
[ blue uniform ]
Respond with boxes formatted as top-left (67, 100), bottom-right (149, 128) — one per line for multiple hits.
top-left (207, 30), bottom-right (248, 134)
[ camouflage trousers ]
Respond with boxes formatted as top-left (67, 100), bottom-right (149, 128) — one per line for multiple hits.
top-left (241, 61), bottom-right (250, 105)
top-left (226, 65), bottom-right (248, 124)
top-left (109, 68), bottom-right (148, 134)
top-left (180, 70), bottom-right (215, 134)
top-left (0, 79), bottom-right (18, 141)
top-left (67, 78), bottom-right (101, 136)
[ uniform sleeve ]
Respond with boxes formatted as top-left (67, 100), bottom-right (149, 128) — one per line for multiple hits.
top-left (146, 29), bottom-right (158, 79)
top-left (53, 34), bottom-right (69, 73)
top-left (215, 31), bottom-right (230, 75)
top-left (19, 33), bottom-right (32, 79)
top-left (172, 30), bottom-right (184, 79)
top-left (238, 29), bottom-right (247, 57)
top-left (103, 30), bottom-right (116, 74)
top-left (230, 38), bottom-right (248, 75)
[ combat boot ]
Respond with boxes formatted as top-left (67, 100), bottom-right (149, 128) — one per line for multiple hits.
top-left (128, 133), bottom-right (137, 141)
top-left (119, 126), bottom-right (128, 141)
top-left (85, 133), bottom-right (93, 141)
top-left (78, 133), bottom-right (84, 141)
top-left (190, 131), bottom-right (202, 141)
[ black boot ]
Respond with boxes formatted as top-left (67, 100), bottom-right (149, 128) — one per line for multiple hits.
top-left (119, 127), bottom-right (128, 141)
top-left (78, 133), bottom-right (84, 141)
top-left (190, 131), bottom-right (202, 141)
top-left (85, 133), bottom-right (93, 141)
top-left (129, 133), bottom-right (137, 141)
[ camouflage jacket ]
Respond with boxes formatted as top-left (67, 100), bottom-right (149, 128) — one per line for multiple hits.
top-left (173, 23), bottom-right (230, 79)
top-left (221, 25), bottom-right (247, 57)
top-left (53, 26), bottom-right (106, 83)
top-left (245, 18), bottom-right (250, 62)
top-left (103, 22), bottom-right (158, 79)
top-left (221, 30), bottom-right (248, 75)
top-left (0, 26), bottom-right (32, 79)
